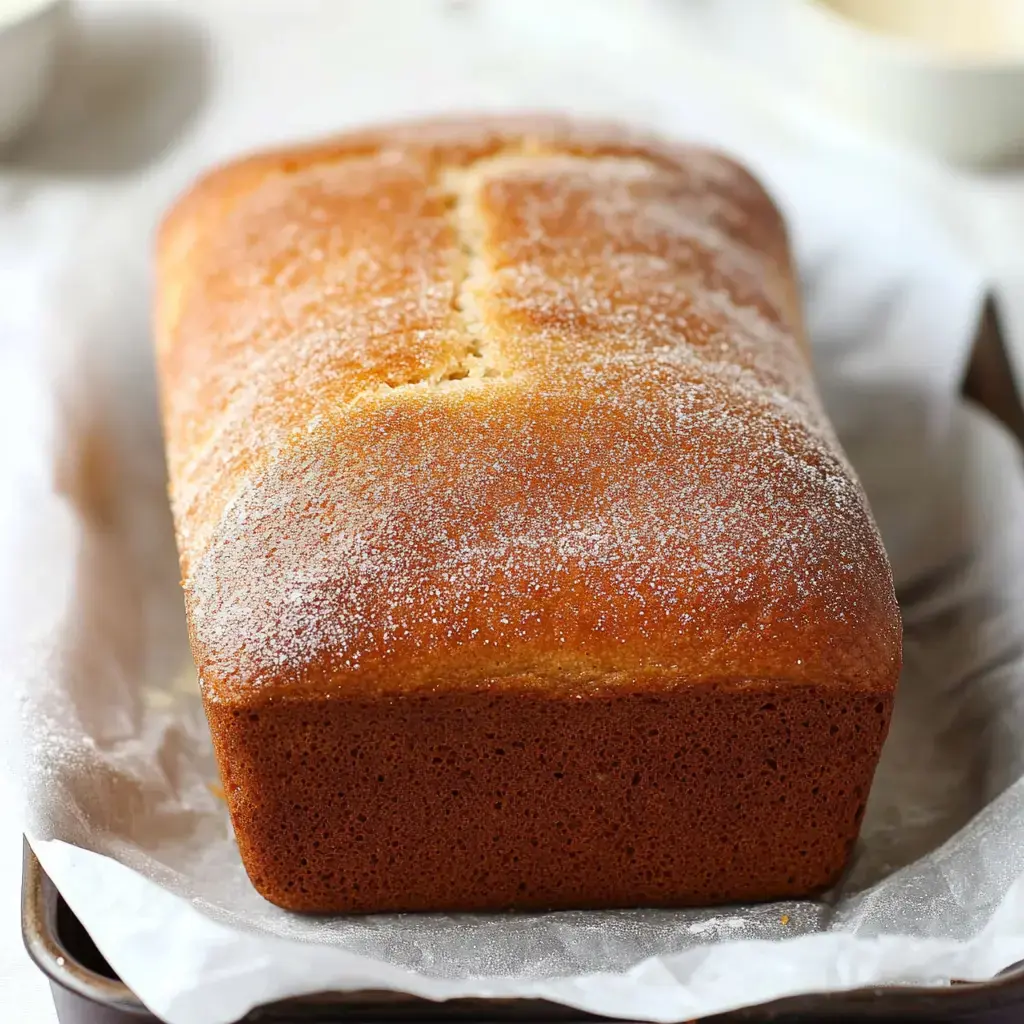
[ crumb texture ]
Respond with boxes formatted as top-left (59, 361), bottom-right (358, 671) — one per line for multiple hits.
top-left (206, 684), bottom-right (893, 913)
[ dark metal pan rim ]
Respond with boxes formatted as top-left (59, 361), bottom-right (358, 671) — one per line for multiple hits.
top-left (22, 841), bottom-right (1024, 1023)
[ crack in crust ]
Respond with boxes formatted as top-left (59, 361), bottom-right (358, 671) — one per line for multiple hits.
top-left (349, 150), bottom-right (689, 405)
top-left (348, 156), bottom-right (525, 404)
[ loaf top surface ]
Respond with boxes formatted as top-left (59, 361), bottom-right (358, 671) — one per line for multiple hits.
top-left (155, 116), bottom-right (901, 703)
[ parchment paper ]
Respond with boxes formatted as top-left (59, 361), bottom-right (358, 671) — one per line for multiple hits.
top-left (3, 2), bottom-right (1024, 1023)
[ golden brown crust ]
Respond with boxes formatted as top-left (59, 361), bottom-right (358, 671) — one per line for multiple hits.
top-left (155, 116), bottom-right (900, 911)
top-left (156, 116), bottom-right (899, 703)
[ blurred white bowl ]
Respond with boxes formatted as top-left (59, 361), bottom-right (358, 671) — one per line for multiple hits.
top-left (789, 0), bottom-right (1024, 165)
top-left (0, 0), bottom-right (68, 149)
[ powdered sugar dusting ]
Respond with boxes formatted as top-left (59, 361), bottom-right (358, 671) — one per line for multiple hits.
top-left (157, 122), bottom-right (899, 701)
top-left (687, 916), bottom-right (748, 935)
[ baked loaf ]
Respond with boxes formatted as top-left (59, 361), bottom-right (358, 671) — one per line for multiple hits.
top-left (155, 117), bottom-right (901, 913)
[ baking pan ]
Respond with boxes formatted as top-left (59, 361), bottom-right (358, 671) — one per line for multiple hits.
top-left (22, 299), bottom-right (1024, 1024)
top-left (21, 843), bottom-right (1024, 1024)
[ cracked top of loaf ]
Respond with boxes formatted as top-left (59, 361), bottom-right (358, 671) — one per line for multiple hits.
top-left (155, 116), bottom-right (901, 704)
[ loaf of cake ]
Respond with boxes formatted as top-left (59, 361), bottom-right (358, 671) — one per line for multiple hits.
top-left (155, 117), bottom-right (901, 913)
